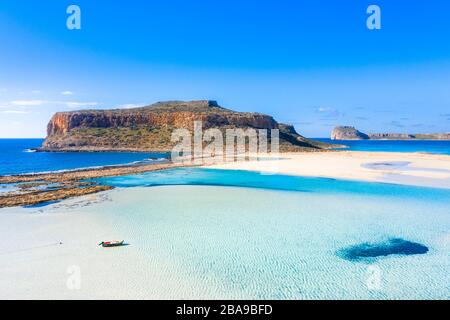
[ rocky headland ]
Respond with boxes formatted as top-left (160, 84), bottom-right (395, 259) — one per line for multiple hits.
top-left (41, 100), bottom-right (337, 152)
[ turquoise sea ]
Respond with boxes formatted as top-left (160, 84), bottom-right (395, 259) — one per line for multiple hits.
top-left (92, 168), bottom-right (450, 299)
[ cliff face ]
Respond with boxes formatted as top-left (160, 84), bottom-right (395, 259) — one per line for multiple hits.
top-left (331, 126), bottom-right (450, 141)
top-left (42, 100), bottom-right (335, 152)
top-left (46, 101), bottom-right (277, 136)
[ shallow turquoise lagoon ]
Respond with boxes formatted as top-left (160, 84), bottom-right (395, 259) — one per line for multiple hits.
top-left (95, 168), bottom-right (450, 299)
top-left (98, 168), bottom-right (450, 203)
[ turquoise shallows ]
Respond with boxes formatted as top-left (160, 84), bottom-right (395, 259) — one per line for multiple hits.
top-left (93, 168), bottom-right (450, 299)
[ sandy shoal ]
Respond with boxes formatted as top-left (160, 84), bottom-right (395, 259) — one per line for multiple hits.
top-left (206, 151), bottom-right (450, 189)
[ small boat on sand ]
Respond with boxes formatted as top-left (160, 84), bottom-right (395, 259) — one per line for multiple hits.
top-left (98, 240), bottom-right (125, 247)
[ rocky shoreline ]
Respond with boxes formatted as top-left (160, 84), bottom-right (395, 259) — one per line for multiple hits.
top-left (35, 146), bottom-right (173, 153)
top-left (0, 161), bottom-right (189, 208)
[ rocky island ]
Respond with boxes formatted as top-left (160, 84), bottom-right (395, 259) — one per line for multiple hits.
top-left (330, 126), bottom-right (369, 140)
top-left (41, 100), bottom-right (335, 152)
top-left (331, 126), bottom-right (450, 140)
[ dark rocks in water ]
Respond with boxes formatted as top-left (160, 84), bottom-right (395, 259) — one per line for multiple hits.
top-left (337, 238), bottom-right (429, 262)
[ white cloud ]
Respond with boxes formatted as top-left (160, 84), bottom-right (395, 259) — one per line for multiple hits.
top-left (317, 107), bottom-right (333, 112)
top-left (65, 101), bottom-right (99, 109)
top-left (31, 90), bottom-right (41, 94)
top-left (61, 91), bottom-right (74, 95)
top-left (116, 103), bottom-right (145, 109)
top-left (11, 100), bottom-right (47, 106)
top-left (315, 106), bottom-right (342, 120)
top-left (1, 99), bottom-right (101, 111)
top-left (0, 110), bottom-right (29, 114)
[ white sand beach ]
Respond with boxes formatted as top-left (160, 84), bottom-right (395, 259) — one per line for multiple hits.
top-left (207, 151), bottom-right (450, 189)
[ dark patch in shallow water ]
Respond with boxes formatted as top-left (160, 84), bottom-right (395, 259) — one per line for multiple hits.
top-left (337, 238), bottom-right (429, 262)
top-left (23, 200), bottom-right (61, 209)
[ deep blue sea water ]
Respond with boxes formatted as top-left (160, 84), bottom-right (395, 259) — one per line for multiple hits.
top-left (0, 139), bottom-right (168, 175)
top-left (0, 138), bottom-right (449, 175)
top-left (317, 138), bottom-right (450, 155)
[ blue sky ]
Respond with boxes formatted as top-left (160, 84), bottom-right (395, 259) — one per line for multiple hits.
top-left (0, 0), bottom-right (449, 138)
